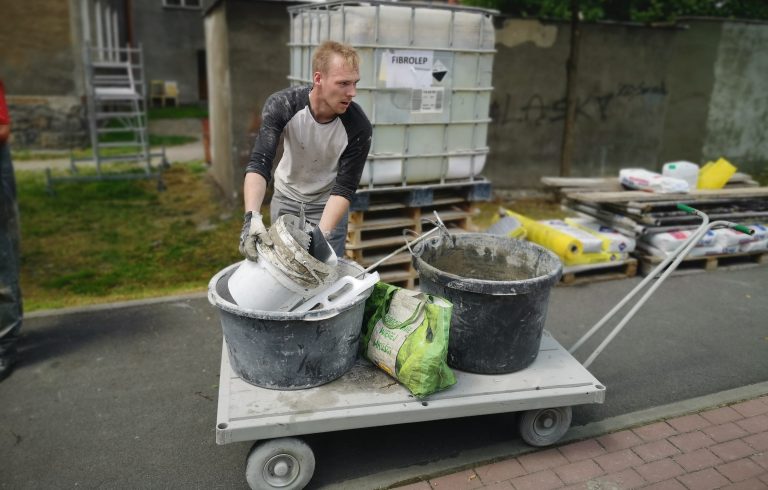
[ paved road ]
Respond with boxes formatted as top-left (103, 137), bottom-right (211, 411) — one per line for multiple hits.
top-left (13, 140), bottom-right (204, 171)
top-left (1, 266), bottom-right (766, 488)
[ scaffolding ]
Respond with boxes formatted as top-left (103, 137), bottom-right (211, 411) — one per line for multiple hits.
top-left (46, 2), bottom-right (168, 192)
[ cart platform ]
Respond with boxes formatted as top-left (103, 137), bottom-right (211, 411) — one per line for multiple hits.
top-left (216, 330), bottom-right (604, 445)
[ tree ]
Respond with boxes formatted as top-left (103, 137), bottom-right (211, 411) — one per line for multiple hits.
top-left (459, 0), bottom-right (768, 22)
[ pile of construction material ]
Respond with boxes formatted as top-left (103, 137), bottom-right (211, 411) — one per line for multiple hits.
top-left (489, 210), bottom-right (639, 285)
top-left (563, 187), bottom-right (768, 238)
top-left (559, 182), bottom-right (768, 276)
top-left (540, 158), bottom-right (768, 277)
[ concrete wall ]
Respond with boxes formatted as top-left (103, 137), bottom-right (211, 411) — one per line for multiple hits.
top-left (205, 0), bottom-right (295, 205)
top-left (486, 19), bottom-right (678, 188)
top-left (659, 20), bottom-right (722, 166)
top-left (205, 3), bottom-right (234, 201)
top-left (133, 0), bottom-right (206, 105)
top-left (703, 21), bottom-right (768, 175)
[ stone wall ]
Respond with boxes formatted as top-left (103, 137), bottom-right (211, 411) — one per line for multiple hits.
top-left (6, 96), bottom-right (89, 149)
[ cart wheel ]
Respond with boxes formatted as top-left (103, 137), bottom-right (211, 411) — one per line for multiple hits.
top-left (519, 406), bottom-right (572, 447)
top-left (245, 437), bottom-right (315, 490)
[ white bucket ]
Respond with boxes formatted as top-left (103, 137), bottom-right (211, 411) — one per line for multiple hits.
top-left (227, 215), bottom-right (338, 311)
top-left (662, 161), bottom-right (699, 190)
top-left (228, 259), bottom-right (328, 311)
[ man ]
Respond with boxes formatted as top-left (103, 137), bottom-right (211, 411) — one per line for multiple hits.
top-left (0, 79), bottom-right (22, 381)
top-left (239, 41), bottom-right (372, 260)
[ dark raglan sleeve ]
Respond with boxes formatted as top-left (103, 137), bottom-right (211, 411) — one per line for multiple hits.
top-left (245, 87), bottom-right (306, 183)
top-left (331, 103), bottom-right (372, 201)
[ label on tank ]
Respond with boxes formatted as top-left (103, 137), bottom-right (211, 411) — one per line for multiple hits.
top-left (380, 49), bottom-right (434, 88)
top-left (432, 59), bottom-right (448, 82)
top-left (411, 87), bottom-right (444, 113)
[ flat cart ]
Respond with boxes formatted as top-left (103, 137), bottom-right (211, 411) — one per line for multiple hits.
top-left (215, 331), bottom-right (605, 489)
top-left (215, 205), bottom-right (754, 489)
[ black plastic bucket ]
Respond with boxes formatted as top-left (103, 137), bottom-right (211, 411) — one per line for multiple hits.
top-left (413, 234), bottom-right (562, 374)
top-left (208, 259), bottom-right (374, 390)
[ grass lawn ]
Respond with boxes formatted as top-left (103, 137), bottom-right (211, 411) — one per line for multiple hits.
top-left (18, 162), bottom-right (242, 311)
top-left (148, 105), bottom-right (208, 120)
top-left (16, 156), bottom-right (566, 312)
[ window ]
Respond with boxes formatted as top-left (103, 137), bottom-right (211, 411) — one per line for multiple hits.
top-left (163, 0), bottom-right (201, 9)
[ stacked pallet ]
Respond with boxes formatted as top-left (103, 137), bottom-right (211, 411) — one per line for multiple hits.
top-left (542, 173), bottom-right (759, 198)
top-left (345, 181), bottom-right (491, 288)
top-left (563, 187), bottom-right (768, 276)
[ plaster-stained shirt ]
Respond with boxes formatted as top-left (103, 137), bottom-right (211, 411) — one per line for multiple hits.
top-left (245, 85), bottom-right (372, 204)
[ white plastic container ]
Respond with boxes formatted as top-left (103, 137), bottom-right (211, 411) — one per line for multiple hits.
top-left (228, 259), bottom-right (324, 312)
top-left (662, 161), bottom-right (699, 190)
top-left (288, 2), bottom-right (495, 186)
top-left (227, 215), bottom-right (338, 312)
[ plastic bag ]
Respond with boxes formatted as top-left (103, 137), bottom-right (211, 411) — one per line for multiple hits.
top-left (362, 282), bottom-right (455, 398)
top-left (565, 217), bottom-right (636, 253)
top-left (619, 168), bottom-right (689, 193)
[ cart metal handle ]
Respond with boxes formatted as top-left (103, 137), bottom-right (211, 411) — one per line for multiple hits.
top-left (570, 204), bottom-right (754, 369)
top-left (358, 211), bottom-right (450, 276)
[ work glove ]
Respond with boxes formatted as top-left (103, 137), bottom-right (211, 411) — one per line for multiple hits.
top-left (239, 211), bottom-right (272, 261)
top-left (308, 225), bottom-right (337, 265)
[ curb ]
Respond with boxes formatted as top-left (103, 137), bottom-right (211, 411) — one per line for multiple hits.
top-left (25, 291), bottom-right (208, 319)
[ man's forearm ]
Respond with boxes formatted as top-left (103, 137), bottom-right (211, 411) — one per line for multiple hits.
top-left (244, 172), bottom-right (268, 213)
top-left (319, 195), bottom-right (350, 234)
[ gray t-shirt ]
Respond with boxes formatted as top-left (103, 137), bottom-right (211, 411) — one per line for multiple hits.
top-left (245, 85), bottom-right (372, 204)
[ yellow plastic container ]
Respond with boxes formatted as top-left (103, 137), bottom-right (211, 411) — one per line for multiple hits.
top-left (698, 158), bottom-right (737, 189)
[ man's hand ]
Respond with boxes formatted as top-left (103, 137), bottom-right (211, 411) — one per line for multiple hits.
top-left (239, 211), bottom-right (272, 260)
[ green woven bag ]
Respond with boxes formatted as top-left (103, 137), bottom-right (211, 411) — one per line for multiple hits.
top-left (362, 282), bottom-right (455, 398)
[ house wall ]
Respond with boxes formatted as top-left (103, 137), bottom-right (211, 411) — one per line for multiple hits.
top-left (0, 0), bottom-right (89, 147)
top-left (133, 0), bottom-right (206, 105)
top-left (205, 2), bottom-right (234, 201)
top-left (0, 0), bottom-right (81, 95)
top-left (205, 0), bottom-right (295, 204)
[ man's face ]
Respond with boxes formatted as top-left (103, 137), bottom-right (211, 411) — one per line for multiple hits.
top-left (314, 54), bottom-right (359, 116)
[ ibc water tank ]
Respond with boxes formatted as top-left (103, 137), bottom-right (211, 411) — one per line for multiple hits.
top-left (287, 1), bottom-right (496, 187)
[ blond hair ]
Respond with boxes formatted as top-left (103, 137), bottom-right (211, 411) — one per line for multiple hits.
top-left (312, 41), bottom-right (359, 74)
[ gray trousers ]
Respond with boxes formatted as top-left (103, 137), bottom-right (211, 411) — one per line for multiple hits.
top-left (270, 192), bottom-right (348, 257)
top-left (0, 143), bottom-right (22, 355)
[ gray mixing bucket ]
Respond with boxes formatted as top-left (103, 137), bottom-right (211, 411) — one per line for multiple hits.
top-left (208, 259), bottom-right (374, 390)
top-left (413, 234), bottom-right (562, 374)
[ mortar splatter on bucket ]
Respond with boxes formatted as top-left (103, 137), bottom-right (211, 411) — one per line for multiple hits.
top-left (209, 259), bottom-right (375, 389)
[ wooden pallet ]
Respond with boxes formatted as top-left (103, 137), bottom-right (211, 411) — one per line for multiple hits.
top-left (345, 200), bottom-right (478, 289)
top-left (559, 258), bottom-right (638, 286)
top-left (638, 250), bottom-right (768, 277)
top-left (351, 180), bottom-right (492, 212)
